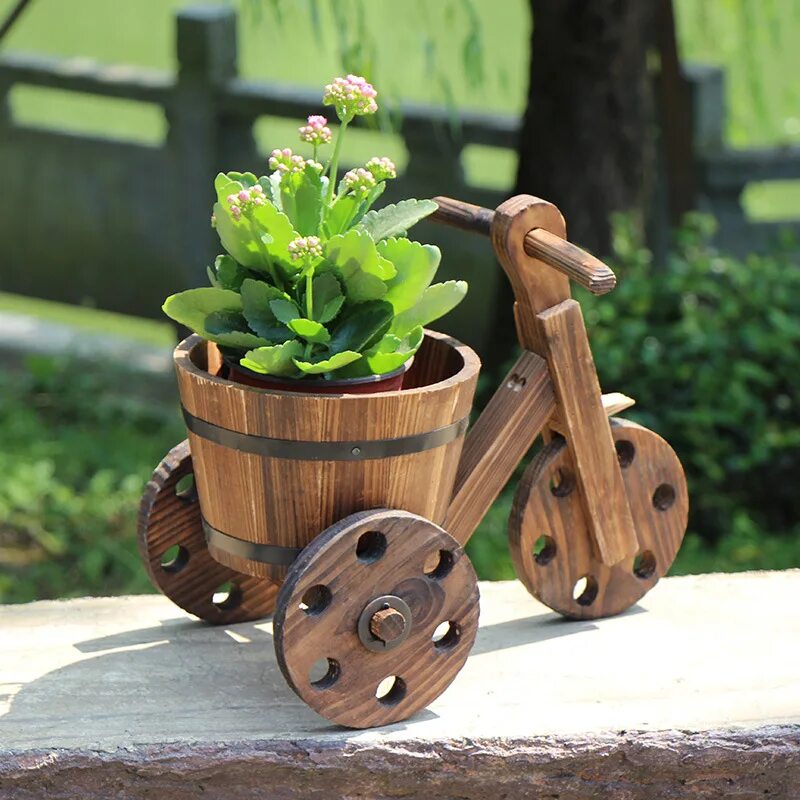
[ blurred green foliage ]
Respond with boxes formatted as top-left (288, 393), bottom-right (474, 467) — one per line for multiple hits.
top-left (467, 215), bottom-right (800, 579)
top-left (0, 358), bottom-right (183, 603)
top-left (2, 215), bottom-right (799, 603)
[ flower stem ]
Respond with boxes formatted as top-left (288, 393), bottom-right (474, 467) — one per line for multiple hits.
top-left (326, 117), bottom-right (349, 204)
top-left (305, 269), bottom-right (314, 320)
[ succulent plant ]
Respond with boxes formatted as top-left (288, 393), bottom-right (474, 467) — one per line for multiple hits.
top-left (163, 76), bottom-right (467, 380)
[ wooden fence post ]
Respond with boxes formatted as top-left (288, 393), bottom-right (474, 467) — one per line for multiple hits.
top-left (167, 5), bottom-right (256, 290)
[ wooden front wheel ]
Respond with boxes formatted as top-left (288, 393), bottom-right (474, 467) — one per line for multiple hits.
top-left (137, 440), bottom-right (279, 624)
top-left (273, 509), bottom-right (480, 729)
top-left (509, 418), bottom-right (688, 619)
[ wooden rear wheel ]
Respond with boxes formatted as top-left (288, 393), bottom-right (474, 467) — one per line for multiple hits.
top-left (509, 418), bottom-right (688, 619)
top-left (138, 440), bottom-right (279, 624)
top-left (273, 509), bottom-right (480, 729)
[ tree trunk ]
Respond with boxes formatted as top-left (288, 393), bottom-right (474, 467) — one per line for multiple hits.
top-left (515, 1), bottom-right (657, 255)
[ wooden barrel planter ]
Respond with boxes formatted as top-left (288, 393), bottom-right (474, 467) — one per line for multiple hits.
top-left (175, 330), bottom-right (481, 583)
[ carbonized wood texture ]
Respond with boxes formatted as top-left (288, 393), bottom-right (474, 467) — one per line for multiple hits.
top-left (490, 194), bottom-right (570, 353)
top-left (549, 391), bottom-right (636, 436)
top-left (273, 509), bottom-right (479, 728)
top-left (175, 331), bottom-right (480, 582)
top-left (137, 440), bottom-right (279, 623)
top-left (524, 227), bottom-right (616, 295)
top-left (444, 350), bottom-right (556, 547)
top-left (432, 196), bottom-right (617, 295)
top-left (537, 299), bottom-right (639, 565)
top-left (509, 418), bottom-right (688, 619)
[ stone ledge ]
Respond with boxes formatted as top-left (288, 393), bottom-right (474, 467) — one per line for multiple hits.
top-left (1, 571), bottom-right (799, 799)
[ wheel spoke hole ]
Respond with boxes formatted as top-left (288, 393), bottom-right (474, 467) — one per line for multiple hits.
top-left (423, 549), bottom-right (454, 579)
top-left (550, 468), bottom-right (575, 498)
top-left (299, 584), bottom-right (332, 616)
top-left (356, 530), bottom-right (387, 563)
top-left (375, 675), bottom-right (406, 706)
top-left (633, 550), bottom-right (657, 579)
top-left (432, 620), bottom-right (460, 650)
top-left (212, 580), bottom-right (241, 611)
top-left (652, 483), bottom-right (676, 511)
top-left (160, 544), bottom-right (189, 574)
top-left (572, 575), bottom-right (598, 607)
top-left (615, 439), bottom-right (635, 468)
top-left (533, 534), bottom-right (556, 566)
top-left (309, 657), bottom-right (339, 689)
top-left (175, 473), bottom-right (197, 502)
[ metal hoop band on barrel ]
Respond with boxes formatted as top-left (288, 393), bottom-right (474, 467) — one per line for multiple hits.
top-left (182, 407), bottom-right (469, 461)
top-left (202, 518), bottom-right (303, 566)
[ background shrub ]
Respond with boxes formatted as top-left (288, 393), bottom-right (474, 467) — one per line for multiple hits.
top-left (2, 216), bottom-right (799, 602)
top-left (467, 216), bottom-right (800, 579)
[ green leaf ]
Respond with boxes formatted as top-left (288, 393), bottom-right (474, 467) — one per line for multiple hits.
top-left (352, 181), bottom-right (386, 224)
top-left (240, 340), bottom-right (305, 377)
top-left (287, 318), bottom-right (331, 344)
top-left (293, 350), bottom-right (363, 375)
top-left (325, 230), bottom-right (396, 303)
top-left (261, 172), bottom-right (283, 210)
top-left (248, 202), bottom-right (298, 271)
top-left (364, 325), bottom-right (424, 374)
top-left (214, 174), bottom-right (241, 205)
top-left (280, 164), bottom-right (324, 236)
top-left (211, 254), bottom-right (247, 291)
top-left (308, 272), bottom-right (345, 323)
top-left (319, 295), bottom-right (345, 324)
top-left (324, 193), bottom-right (361, 236)
top-left (329, 300), bottom-right (394, 354)
top-left (269, 298), bottom-right (301, 324)
top-left (391, 280), bottom-right (468, 337)
top-left (162, 287), bottom-right (271, 350)
top-left (357, 199), bottom-right (439, 242)
top-left (214, 201), bottom-right (263, 270)
top-left (240, 279), bottom-right (292, 342)
top-left (226, 170), bottom-right (258, 188)
top-left (164, 287), bottom-right (241, 331)
top-left (378, 238), bottom-right (441, 314)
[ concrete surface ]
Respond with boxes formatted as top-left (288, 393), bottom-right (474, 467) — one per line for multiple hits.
top-left (1, 571), bottom-right (799, 799)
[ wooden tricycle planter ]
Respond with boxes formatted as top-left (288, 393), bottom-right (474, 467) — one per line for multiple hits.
top-left (139, 194), bottom-right (688, 728)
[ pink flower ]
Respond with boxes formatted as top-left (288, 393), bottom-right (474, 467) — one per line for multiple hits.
top-left (323, 75), bottom-right (378, 121)
top-left (342, 167), bottom-right (377, 197)
top-left (287, 235), bottom-right (323, 262)
top-left (299, 115), bottom-right (333, 146)
top-left (225, 184), bottom-right (266, 220)
top-left (269, 148), bottom-right (312, 174)
top-left (365, 156), bottom-right (397, 181)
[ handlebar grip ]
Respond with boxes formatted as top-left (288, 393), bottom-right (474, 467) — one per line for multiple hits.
top-left (431, 196), bottom-right (616, 296)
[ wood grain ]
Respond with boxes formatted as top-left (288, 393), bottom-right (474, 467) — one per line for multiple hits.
top-left (549, 392), bottom-right (636, 436)
top-left (509, 418), bottom-right (688, 619)
top-left (524, 228), bottom-right (616, 295)
top-left (137, 440), bottom-right (279, 623)
top-left (432, 196), bottom-right (617, 296)
top-left (537, 299), bottom-right (639, 565)
top-left (490, 194), bottom-right (570, 353)
top-left (273, 509), bottom-right (480, 728)
top-left (444, 351), bottom-right (555, 547)
top-left (174, 331), bottom-right (480, 583)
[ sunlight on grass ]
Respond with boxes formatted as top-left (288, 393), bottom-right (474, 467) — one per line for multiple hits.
top-left (0, 292), bottom-right (174, 348)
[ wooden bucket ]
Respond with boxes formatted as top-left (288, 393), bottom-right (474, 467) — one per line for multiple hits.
top-left (174, 331), bottom-right (481, 583)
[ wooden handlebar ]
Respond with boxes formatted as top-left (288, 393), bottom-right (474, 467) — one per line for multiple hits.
top-left (431, 196), bottom-right (616, 296)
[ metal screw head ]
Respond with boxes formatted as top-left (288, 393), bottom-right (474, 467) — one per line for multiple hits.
top-left (351, 446), bottom-right (362, 456)
top-left (357, 595), bottom-right (413, 652)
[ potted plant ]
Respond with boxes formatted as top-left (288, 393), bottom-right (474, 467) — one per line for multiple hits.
top-left (163, 75), bottom-right (467, 394)
top-left (162, 77), bottom-right (481, 582)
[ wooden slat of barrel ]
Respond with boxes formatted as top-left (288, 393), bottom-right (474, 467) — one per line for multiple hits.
top-left (174, 332), bottom-right (481, 582)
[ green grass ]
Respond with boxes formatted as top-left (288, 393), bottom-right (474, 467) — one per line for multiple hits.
top-left (2, 0), bottom-right (798, 207)
top-left (0, 292), bottom-right (175, 348)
